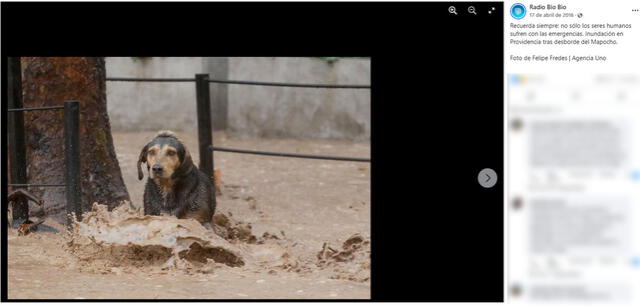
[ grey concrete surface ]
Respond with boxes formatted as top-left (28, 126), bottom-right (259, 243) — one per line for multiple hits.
top-left (105, 57), bottom-right (370, 141)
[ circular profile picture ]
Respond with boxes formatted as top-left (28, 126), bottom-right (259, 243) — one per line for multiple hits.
top-left (510, 118), bottom-right (524, 132)
top-left (511, 197), bottom-right (523, 211)
top-left (510, 283), bottom-right (523, 297)
top-left (511, 3), bottom-right (527, 20)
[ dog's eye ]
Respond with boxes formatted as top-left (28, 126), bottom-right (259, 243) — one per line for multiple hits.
top-left (148, 150), bottom-right (156, 156)
top-left (167, 151), bottom-right (176, 156)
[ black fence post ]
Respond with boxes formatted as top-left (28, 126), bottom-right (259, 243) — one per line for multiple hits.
top-left (195, 74), bottom-right (214, 181)
top-left (64, 101), bottom-right (81, 225)
top-left (7, 57), bottom-right (29, 224)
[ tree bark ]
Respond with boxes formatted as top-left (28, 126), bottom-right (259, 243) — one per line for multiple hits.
top-left (21, 57), bottom-right (130, 221)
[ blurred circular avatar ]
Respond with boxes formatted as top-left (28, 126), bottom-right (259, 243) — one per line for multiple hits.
top-left (511, 3), bottom-right (527, 20)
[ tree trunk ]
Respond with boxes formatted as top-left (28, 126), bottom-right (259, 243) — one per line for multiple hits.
top-left (21, 57), bottom-right (130, 221)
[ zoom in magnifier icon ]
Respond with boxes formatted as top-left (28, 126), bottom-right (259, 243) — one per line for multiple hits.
top-left (448, 6), bottom-right (458, 15)
top-left (468, 6), bottom-right (477, 15)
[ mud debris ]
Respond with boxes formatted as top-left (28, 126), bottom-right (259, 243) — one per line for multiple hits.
top-left (211, 212), bottom-right (281, 244)
top-left (8, 132), bottom-right (371, 299)
top-left (212, 213), bottom-right (257, 243)
top-left (317, 233), bottom-right (370, 282)
top-left (67, 203), bottom-right (246, 272)
top-left (28, 201), bottom-right (368, 284)
top-left (348, 201), bottom-right (367, 211)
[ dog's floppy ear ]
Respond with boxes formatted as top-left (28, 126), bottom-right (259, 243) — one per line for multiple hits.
top-left (172, 148), bottom-right (194, 178)
top-left (137, 143), bottom-right (149, 180)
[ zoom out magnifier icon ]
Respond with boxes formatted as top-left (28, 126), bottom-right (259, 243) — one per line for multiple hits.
top-left (448, 6), bottom-right (458, 15)
top-left (468, 6), bottom-right (477, 15)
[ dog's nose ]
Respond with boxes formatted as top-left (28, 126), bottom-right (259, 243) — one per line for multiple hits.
top-left (152, 164), bottom-right (163, 173)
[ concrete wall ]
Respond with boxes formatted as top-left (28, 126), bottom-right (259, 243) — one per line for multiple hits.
top-left (105, 57), bottom-right (370, 140)
top-left (106, 57), bottom-right (228, 133)
top-left (227, 57), bottom-right (370, 141)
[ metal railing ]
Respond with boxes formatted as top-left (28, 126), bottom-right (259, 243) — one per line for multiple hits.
top-left (209, 145), bottom-right (370, 163)
top-left (107, 72), bottom-right (371, 206)
top-left (9, 59), bottom-right (369, 224)
top-left (7, 56), bottom-right (81, 225)
top-left (106, 77), bottom-right (371, 89)
top-left (105, 74), bottom-right (372, 169)
top-left (7, 101), bottom-right (81, 225)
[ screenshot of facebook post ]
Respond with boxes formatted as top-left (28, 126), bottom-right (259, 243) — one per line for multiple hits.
top-left (11, 0), bottom-right (640, 304)
top-left (507, 0), bottom-right (640, 304)
top-left (3, 1), bottom-right (506, 302)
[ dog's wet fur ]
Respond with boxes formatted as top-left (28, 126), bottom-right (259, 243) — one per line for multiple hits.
top-left (137, 131), bottom-right (216, 225)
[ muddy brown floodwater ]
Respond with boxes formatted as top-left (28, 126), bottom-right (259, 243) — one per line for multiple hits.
top-left (7, 131), bottom-right (371, 299)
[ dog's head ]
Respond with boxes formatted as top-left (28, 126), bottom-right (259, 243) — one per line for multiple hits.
top-left (137, 131), bottom-right (194, 180)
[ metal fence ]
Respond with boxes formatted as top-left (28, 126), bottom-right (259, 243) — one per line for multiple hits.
top-left (7, 57), bottom-right (81, 225)
top-left (6, 61), bottom-right (370, 224)
top-left (108, 73), bottom-right (371, 207)
top-left (105, 73), bottom-right (372, 172)
top-left (106, 76), bottom-right (371, 89)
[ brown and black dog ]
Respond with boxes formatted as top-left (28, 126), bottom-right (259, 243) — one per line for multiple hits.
top-left (137, 131), bottom-right (216, 225)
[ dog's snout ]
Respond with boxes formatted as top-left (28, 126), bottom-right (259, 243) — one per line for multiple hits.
top-left (152, 164), bottom-right (163, 173)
